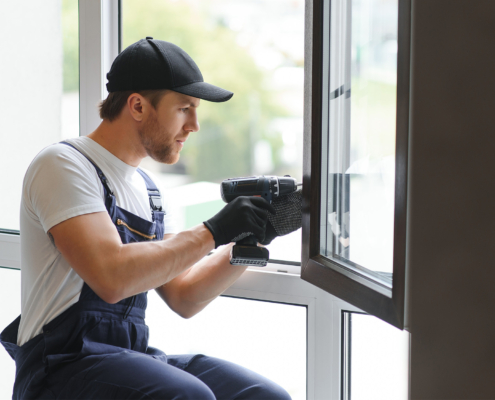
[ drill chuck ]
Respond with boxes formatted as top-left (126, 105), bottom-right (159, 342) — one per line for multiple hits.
top-left (220, 175), bottom-right (298, 204)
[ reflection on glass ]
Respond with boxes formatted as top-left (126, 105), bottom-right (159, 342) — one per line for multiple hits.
top-left (146, 292), bottom-right (307, 400)
top-left (123, 0), bottom-right (304, 262)
top-left (322, 0), bottom-right (398, 277)
top-left (0, 268), bottom-right (21, 399)
top-left (0, 0), bottom-right (79, 230)
top-left (344, 312), bottom-right (409, 400)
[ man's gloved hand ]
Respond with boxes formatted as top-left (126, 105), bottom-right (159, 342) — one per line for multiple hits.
top-left (261, 189), bottom-right (302, 245)
top-left (204, 196), bottom-right (276, 248)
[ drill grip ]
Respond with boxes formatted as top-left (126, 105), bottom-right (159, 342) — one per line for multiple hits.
top-left (230, 239), bottom-right (269, 266)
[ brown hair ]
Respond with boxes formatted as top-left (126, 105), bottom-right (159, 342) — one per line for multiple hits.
top-left (98, 89), bottom-right (168, 121)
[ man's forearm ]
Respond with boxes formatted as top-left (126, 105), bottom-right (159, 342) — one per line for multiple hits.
top-left (156, 243), bottom-right (248, 318)
top-left (107, 225), bottom-right (216, 303)
top-left (50, 212), bottom-right (215, 304)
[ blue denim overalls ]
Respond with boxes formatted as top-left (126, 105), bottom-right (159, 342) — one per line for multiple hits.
top-left (0, 143), bottom-right (292, 400)
top-left (0, 143), bottom-right (172, 398)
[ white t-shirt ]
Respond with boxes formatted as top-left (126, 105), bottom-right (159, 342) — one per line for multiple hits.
top-left (18, 137), bottom-right (176, 346)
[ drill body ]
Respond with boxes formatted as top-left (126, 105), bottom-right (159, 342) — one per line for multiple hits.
top-left (220, 175), bottom-right (298, 266)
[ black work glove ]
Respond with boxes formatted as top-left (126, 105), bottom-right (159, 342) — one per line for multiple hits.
top-left (261, 189), bottom-right (302, 245)
top-left (204, 196), bottom-right (276, 248)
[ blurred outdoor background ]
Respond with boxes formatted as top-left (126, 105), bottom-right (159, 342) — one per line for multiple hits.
top-left (1, 0), bottom-right (305, 268)
top-left (120, 0), bottom-right (305, 263)
top-left (122, 0), bottom-right (304, 184)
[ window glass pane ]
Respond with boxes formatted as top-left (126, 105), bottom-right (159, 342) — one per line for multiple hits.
top-left (321, 0), bottom-right (398, 280)
top-left (122, 0), bottom-right (304, 263)
top-left (344, 312), bottom-right (409, 400)
top-left (146, 291), bottom-right (307, 400)
top-left (0, 268), bottom-right (21, 399)
top-left (0, 0), bottom-right (79, 230)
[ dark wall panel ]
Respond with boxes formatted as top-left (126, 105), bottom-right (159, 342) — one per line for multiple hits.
top-left (408, 0), bottom-right (495, 398)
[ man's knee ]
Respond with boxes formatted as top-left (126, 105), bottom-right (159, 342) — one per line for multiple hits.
top-left (57, 374), bottom-right (215, 400)
top-left (184, 355), bottom-right (292, 400)
top-left (170, 378), bottom-right (216, 400)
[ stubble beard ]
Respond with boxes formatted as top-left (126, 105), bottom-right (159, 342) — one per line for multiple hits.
top-left (138, 112), bottom-right (179, 164)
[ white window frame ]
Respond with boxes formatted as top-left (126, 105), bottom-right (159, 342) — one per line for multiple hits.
top-left (0, 233), bottom-right (20, 270)
top-left (0, 1), bottom-right (365, 399)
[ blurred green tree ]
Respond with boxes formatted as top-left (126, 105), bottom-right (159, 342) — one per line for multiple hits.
top-left (62, 0), bottom-right (78, 92)
top-left (122, 0), bottom-right (286, 182)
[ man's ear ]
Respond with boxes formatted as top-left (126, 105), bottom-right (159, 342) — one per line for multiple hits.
top-left (127, 93), bottom-right (146, 122)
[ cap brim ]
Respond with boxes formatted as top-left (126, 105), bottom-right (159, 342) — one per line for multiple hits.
top-left (172, 81), bottom-right (233, 103)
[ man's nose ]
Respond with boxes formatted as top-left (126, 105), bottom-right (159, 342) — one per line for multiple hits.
top-left (185, 111), bottom-right (200, 133)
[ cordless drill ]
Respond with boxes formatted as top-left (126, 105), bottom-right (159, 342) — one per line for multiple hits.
top-left (220, 175), bottom-right (298, 266)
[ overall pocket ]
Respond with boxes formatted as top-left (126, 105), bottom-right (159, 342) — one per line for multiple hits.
top-left (114, 205), bottom-right (157, 243)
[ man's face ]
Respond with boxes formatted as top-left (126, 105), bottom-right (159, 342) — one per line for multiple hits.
top-left (138, 91), bottom-right (200, 164)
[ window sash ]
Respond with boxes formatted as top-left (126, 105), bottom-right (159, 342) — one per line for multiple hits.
top-left (301, 0), bottom-right (412, 329)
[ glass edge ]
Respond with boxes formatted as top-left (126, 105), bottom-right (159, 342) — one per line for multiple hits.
top-left (118, 0), bottom-right (122, 53)
top-left (0, 229), bottom-right (20, 236)
top-left (0, 265), bottom-right (20, 271)
top-left (341, 311), bottom-right (350, 400)
top-left (267, 259), bottom-right (302, 267)
top-left (220, 294), bottom-right (309, 308)
top-left (319, 253), bottom-right (393, 291)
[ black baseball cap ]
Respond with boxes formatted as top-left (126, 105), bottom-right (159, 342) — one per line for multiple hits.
top-left (106, 37), bottom-right (233, 103)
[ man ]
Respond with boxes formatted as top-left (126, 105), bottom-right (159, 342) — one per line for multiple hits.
top-left (1, 38), bottom-right (299, 399)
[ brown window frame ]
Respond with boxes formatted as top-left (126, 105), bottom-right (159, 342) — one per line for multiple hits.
top-left (301, 0), bottom-right (412, 329)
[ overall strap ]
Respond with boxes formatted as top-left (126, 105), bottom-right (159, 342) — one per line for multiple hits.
top-left (60, 141), bottom-right (164, 219)
top-left (136, 168), bottom-right (164, 216)
top-left (60, 141), bottom-right (114, 197)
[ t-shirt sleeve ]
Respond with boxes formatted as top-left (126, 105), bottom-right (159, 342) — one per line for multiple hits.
top-left (23, 144), bottom-right (107, 233)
